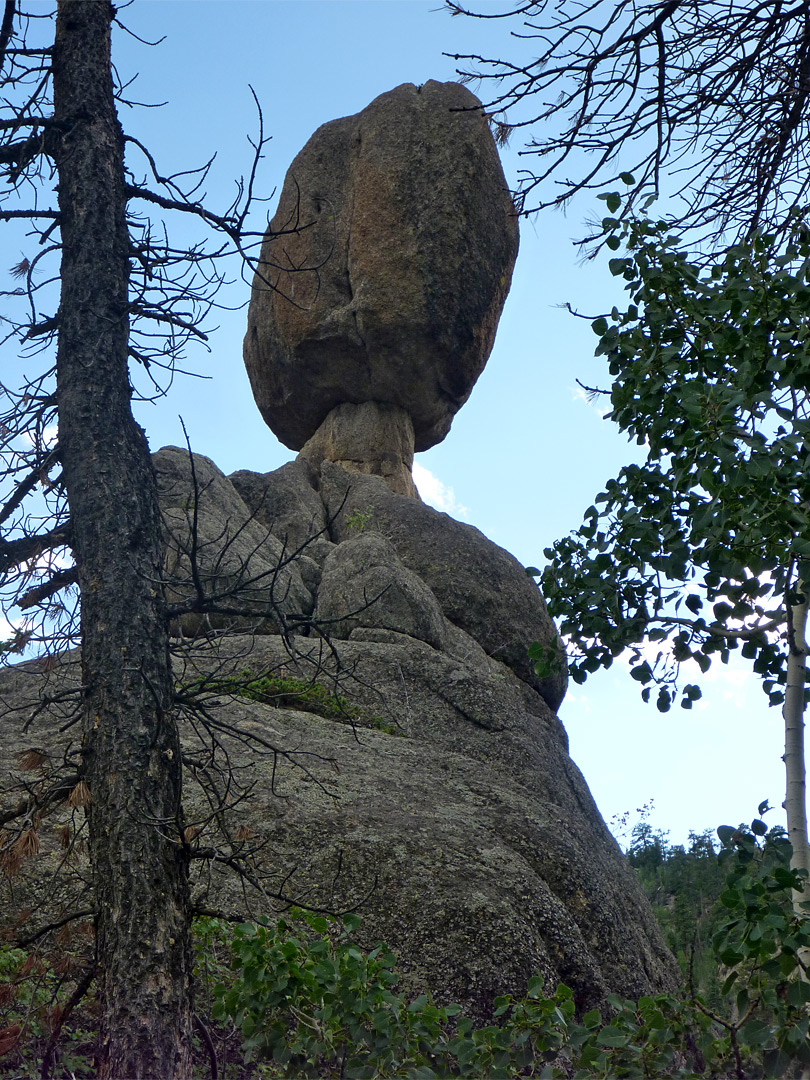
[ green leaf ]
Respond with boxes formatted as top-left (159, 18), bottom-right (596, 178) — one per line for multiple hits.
top-left (408, 994), bottom-right (429, 1013)
top-left (609, 257), bottom-right (633, 278)
top-left (656, 688), bottom-right (672, 712)
top-left (773, 866), bottom-right (799, 888)
top-left (604, 192), bottom-right (621, 214)
top-left (583, 1008), bottom-right (602, 1029)
top-left (630, 662), bottom-right (652, 683)
top-left (721, 969), bottom-right (738, 994)
top-left (596, 1025), bottom-right (630, 1048)
top-left (742, 1018), bottom-right (773, 1048)
top-left (719, 947), bottom-right (743, 966)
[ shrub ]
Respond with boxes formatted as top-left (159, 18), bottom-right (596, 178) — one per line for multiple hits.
top-left (211, 815), bottom-right (810, 1078)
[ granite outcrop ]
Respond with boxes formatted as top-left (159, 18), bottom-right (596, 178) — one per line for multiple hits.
top-left (0, 449), bottom-right (678, 1023)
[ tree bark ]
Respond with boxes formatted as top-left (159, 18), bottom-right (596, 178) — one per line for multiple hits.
top-left (783, 600), bottom-right (810, 910)
top-left (51, 2), bottom-right (192, 1075)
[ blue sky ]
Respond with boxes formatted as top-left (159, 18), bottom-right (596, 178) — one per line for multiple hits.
top-left (88, 0), bottom-right (787, 846)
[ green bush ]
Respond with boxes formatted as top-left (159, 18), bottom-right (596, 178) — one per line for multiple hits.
top-left (2, 812), bottom-right (808, 1077)
top-left (211, 909), bottom-right (577, 1078)
top-left (0, 934), bottom-right (96, 1078)
top-left (210, 816), bottom-right (810, 1078)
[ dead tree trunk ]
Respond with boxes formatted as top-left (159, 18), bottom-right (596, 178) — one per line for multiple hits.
top-left (51, 2), bottom-right (192, 1075)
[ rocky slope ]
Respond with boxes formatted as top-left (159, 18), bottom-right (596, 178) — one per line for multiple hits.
top-left (0, 448), bottom-right (679, 1019)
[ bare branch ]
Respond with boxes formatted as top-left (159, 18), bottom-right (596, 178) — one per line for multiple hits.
top-left (0, 207), bottom-right (58, 219)
top-left (19, 564), bottom-right (77, 609)
top-left (448, 0), bottom-right (810, 245)
top-left (0, 524), bottom-right (71, 575)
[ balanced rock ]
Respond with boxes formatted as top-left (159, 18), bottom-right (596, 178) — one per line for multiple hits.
top-left (243, 80), bottom-right (519, 478)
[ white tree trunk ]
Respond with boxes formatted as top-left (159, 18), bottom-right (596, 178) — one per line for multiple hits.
top-left (783, 600), bottom-right (810, 910)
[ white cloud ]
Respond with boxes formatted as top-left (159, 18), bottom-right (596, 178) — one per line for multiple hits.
top-left (571, 383), bottom-right (610, 419)
top-left (562, 687), bottom-right (592, 713)
top-left (695, 660), bottom-right (765, 713)
top-left (412, 463), bottom-right (469, 520)
top-left (19, 424), bottom-right (58, 450)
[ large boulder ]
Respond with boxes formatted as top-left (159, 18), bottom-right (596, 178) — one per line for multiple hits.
top-left (177, 630), bottom-right (678, 1016)
top-left (315, 532), bottom-right (447, 649)
top-left (243, 80), bottom-right (519, 456)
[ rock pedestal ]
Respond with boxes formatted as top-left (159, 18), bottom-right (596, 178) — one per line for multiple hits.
top-left (298, 402), bottom-right (418, 498)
